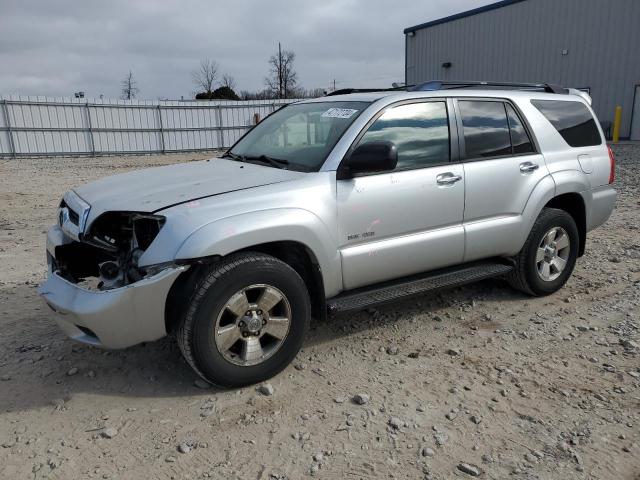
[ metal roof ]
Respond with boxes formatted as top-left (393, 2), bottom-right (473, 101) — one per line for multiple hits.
top-left (404, 0), bottom-right (528, 34)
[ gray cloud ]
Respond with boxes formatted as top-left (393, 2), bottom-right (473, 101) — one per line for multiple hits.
top-left (0, 0), bottom-right (489, 99)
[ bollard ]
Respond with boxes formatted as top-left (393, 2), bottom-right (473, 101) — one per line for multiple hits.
top-left (612, 105), bottom-right (622, 143)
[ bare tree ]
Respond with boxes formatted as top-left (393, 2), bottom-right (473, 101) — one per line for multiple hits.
top-left (120, 71), bottom-right (139, 100)
top-left (307, 87), bottom-right (327, 98)
top-left (265, 43), bottom-right (298, 99)
top-left (221, 74), bottom-right (236, 91)
top-left (192, 58), bottom-right (219, 97)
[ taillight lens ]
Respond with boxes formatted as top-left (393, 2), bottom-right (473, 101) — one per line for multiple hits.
top-left (607, 145), bottom-right (616, 184)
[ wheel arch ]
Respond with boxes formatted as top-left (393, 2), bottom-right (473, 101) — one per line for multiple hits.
top-left (165, 240), bottom-right (327, 336)
top-left (543, 193), bottom-right (587, 257)
top-left (235, 241), bottom-right (326, 323)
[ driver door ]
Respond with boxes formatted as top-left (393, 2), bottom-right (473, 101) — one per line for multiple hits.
top-left (336, 100), bottom-right (465, 290)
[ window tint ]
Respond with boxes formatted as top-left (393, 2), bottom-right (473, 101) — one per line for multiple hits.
top-left (357, 102), bottom-right (449, 170)
top-left (459, 101), bottom-right (511, 158)
top-left (531, 100), bottom-right (602, 147)
top-left (505, 104), bottom-right (534, 154)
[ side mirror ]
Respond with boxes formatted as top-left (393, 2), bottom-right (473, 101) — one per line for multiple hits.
top-left (338, 141), bottom-right (398, 179)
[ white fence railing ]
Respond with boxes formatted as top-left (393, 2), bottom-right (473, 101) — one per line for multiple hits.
top-left (0, 96), bottom-right (303, 157)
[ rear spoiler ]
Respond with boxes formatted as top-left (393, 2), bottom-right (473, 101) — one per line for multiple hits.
top-left (568, 88), bottom-right (592, 106)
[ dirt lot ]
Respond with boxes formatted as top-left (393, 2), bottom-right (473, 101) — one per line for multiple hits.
top-left (0, 147), bottom-right (638, 480)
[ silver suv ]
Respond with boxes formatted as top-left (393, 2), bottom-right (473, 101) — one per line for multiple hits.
top-left (39, 81), bottom-right (616, 386)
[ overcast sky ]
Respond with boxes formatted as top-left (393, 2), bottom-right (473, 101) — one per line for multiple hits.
top-left (0, 0), bottom-right (492, 100)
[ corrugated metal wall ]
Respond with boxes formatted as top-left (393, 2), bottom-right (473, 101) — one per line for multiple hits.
top-left (405, 0), bottom-right (640, 138)
top-left (0, 96), bottom-right (301, 157)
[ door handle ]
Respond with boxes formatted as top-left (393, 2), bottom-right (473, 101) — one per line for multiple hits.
top-left (436, 173), bottom-right (462, 186)
top-left (519, 162), bottom-right (539, 173)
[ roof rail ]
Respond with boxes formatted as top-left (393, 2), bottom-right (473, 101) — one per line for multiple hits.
top-left (325, 86), bottom-right (409, 96)
top-left (409, 80), bottom-right (569, 94)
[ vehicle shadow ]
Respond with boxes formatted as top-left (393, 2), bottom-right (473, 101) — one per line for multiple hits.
top-left (305, 277), bottom-right (528, 347)
top-left (0, 278), bottom-right (528, 413)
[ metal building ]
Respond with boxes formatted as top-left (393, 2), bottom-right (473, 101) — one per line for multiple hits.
top-left (404, 0), bottom-right (640, 140)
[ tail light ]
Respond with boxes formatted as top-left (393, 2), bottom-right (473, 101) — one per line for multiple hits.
top-left (607, 145), bottom-right (616, 184)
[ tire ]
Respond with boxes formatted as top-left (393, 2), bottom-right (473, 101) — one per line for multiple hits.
top-left (508, 208), bottom-right (579, 296)
top-left (177, 252), bottom-right (310, 387)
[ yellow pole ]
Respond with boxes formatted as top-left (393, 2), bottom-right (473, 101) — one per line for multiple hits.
top-left (612, 105), bottom-right (622, 143)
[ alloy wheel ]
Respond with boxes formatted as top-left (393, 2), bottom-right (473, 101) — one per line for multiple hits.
top-left (536, 226), bottom-right (571, 282)
top-left (214, 284), bottom-right (292, 366)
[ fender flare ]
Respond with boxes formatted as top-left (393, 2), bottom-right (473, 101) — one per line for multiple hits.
top-left (514, 174), bottom-right (557, 252)
top-left (517, 170), bottom-right (590, 253)
top-left (174, 208), bottom-right (342, 297)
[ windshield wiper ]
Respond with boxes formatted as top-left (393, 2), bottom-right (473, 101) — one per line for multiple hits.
top-left (222, 151), bottom-right (244, 162)
top-left (243, 155), bottom-right (290, 170)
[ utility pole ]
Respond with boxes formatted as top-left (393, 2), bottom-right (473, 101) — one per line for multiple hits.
top-left (333, 79), bottom-right (336, 92)
top-left (278, 42), bottom-right (283, 99)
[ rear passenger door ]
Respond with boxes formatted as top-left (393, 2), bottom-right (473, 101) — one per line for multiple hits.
top-left (455, 99), bottom-right (548, 262)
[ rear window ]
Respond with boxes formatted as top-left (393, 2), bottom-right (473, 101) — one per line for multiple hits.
top-left (531, 100), bottom-right (602, 147)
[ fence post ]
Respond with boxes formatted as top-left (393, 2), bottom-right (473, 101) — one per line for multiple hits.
top-left (85, 102), bottom-right (96, 156)
top-left (1, 99), bottom-right (16, 158)
top-left (157, 105), bottom-right (165, 153)
top-left (216, 104), bottom-right (224, 149)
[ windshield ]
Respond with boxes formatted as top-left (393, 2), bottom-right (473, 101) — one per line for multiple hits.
top-left (227, 101), bottom-right (370, 171)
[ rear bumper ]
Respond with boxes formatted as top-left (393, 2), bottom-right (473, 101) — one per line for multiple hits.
top-left (38, 225), bottom-right (187, 349)
top-left (583, 185), bottom-right (616, 231)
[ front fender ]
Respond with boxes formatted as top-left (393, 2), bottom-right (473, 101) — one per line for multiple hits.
top-left (175, 208), bottom-right (342, 297)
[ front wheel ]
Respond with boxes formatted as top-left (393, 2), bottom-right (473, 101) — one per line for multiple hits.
top-left (177, 252), bottom-right (310, 387)
top-left (508, 208), bottom-right (579, 296)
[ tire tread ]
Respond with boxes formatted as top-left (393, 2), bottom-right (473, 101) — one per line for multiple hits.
top-left (507, 208), bottom-right (575, 296)
top-left (176, 252), bottom-right (297, 387)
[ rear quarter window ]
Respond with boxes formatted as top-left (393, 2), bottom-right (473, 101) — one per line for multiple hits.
top-left (531, 100), bottom-right (602, 147)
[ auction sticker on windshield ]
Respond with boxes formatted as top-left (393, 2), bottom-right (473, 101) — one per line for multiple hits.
top-left (321, 108), bottom-right (359, 119)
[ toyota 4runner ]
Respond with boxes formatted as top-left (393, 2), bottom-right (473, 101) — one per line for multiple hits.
top-left (39, 81), bottom-right (617, 386)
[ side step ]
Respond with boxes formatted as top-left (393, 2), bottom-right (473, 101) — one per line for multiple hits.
top-left (327, 260), bottom-right (513, 314)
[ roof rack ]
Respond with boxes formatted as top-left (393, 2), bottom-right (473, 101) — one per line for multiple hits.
top-left (325, 86), bottom-right (408, 96)
top-left (409, 80), bottom-right (568, 94)
top-left (324, 81), bottom-right (569, 97)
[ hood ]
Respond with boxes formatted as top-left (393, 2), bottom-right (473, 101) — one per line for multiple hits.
top-left (74, 158), bottom-right (306, 224)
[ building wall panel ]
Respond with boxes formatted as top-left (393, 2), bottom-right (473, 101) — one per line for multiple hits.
top-left (406, 0), bottom-right (640, 137)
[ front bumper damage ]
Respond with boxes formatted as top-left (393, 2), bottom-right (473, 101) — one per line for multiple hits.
top-left (39, 225), bottom-right (187, 348)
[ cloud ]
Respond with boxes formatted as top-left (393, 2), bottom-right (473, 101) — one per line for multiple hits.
top-left (0, 0), bottom-right (489, 99)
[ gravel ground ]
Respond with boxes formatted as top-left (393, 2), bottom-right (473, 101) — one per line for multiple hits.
top-left (0, 147), bottom-right (638, 480)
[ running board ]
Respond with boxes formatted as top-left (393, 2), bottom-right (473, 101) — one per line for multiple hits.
top-left (327, 261), bottom-right (513, 314)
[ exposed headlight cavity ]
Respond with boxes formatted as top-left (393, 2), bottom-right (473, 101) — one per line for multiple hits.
top-left (54, 212), bottom-right (166, 290)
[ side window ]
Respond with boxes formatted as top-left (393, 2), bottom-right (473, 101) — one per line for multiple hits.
top-left (505, 104), bottom-right (534, 154)
top-left (531, 100), bottom-right (602, 147)
top-left (357, 102), bottom-right (450, 170)
top-left (459, 100), bottom-right (511, 159)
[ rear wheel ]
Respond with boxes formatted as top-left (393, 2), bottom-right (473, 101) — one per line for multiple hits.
top-left (177, 252), bottom-right (310, 387)
top-left (508, 208), bottom-right (579, 296)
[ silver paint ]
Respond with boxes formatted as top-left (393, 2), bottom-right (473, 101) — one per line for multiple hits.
top-left (40, 88), bottom-right (616, 350)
